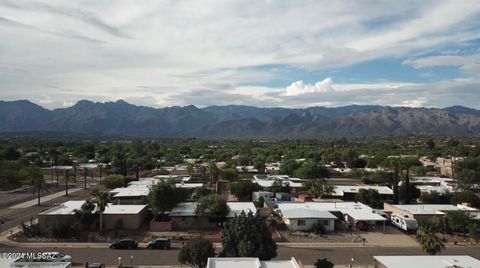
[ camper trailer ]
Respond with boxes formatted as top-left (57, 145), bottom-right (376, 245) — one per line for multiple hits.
top-left (390, 214), bottom-right (418, 232)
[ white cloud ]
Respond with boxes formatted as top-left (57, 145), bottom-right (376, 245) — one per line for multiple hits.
top-left (285, 78), bottom-right (334, 96)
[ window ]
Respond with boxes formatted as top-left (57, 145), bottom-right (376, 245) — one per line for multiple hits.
top-left (298, 219), bottom-right (306, 226)
top-left (318, 220), bottom-right (329, 226)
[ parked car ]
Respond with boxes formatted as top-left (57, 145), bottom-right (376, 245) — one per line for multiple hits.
top-left (147, 238), bottom-right (171, 249)
top-left (39, 252), bottom-right (72, 262)
top-left (89, 263), bottom-right (105, 268)
top-left (109, 239), bottom-right (139, 249)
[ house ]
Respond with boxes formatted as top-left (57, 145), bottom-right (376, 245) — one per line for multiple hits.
top-left (384, 203), bottom-right (480, 223)
top-left (332, 185), bottom-right (393, 201)
top-left (373, 255), bottom-right (480, 268)
top-left (206, 257), bottom-right (303, 268)
top-left (235, 166), bottom-right (259, 173)
top-left (416, 185), bottom-right (453, 194)
top-left (38, 200), bottom-right (86, 232)
top-left (277, 201), bottom-right (387, 231)
top-left (280, 208), bottom-right (336, 231)
top-left (253, 174), bottom-right (304, 189)
top-left (103, 204), bottom-right (148, 230)
top-left (165, 202), bottom-right (257, 230)
top-left (410, 176), bottom-right (456, 187)
top-left (109, 187), bottom-right (149, 204)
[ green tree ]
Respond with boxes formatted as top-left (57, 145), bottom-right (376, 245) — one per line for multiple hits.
top-left (445, 211), bottom-right (474, 235)
top-left (194, 187), bottom-right (213, 199)
top-left (23, 165), bottom-right (45, 206)
top-left (314, 258), bottom-right (334, 268)
top-left (399, 183), bottom-right (420, 203)
top-left (148, 182), bottom-right (187, 215)
top-left (355, 189), bottom-right (382, 209)
top-left (415, 220), bottom-right (447, 255)
top-left (196, 194), bottom-right (230, 221)
top-left (103, 174), bottom-right (126, 189)
top-left (74, 199), bottom-right (96, 229)
top-left (294, 161), bottom-right (329, 179)
top-left (178, 237), bottom-right (215, 268)
top-left (229, 180), bottom-right (262, 199)
top-left (219, 168), bottom-right (239, 181)
top-left (279, 159), bottom-right (299, 176)
top-left (220, 211), bottom-right (277, 260)
top-left (305, 180), bottom-right (334, 199)
top-left (90, 189), bottom-right (109, 233)
top-left (271, 179), bottom-right (291, 194)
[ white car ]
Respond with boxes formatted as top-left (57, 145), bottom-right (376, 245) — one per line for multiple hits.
top-left (39, 252), bottom-right (72, 262)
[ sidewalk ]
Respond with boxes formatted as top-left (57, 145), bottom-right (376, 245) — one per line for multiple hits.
top-left (9, 188), bottom-right (83, 209)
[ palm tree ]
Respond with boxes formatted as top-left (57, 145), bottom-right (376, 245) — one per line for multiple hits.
top-left (416, 220), bottom-right (447, 255)
top-left (208, 161), bottom-right (218, 183)
top-left (26, 166), bottom-right (46, 206)
top-left (90, 189), bottom-right (110, 233)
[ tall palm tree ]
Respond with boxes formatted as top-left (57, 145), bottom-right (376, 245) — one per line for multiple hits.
top-left (90, 189), bottom-right (109, 233)
top-left (27, 166), bottom-right (46, 206)
top-left (416, 221), bottom-right (447, 255)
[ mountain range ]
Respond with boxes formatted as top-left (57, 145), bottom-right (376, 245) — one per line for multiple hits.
top-left (0, 100), bottom-right (480, 138)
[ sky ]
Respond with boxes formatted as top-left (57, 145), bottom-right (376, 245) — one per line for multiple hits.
top-left (1, 0), bottom-right (480, 109)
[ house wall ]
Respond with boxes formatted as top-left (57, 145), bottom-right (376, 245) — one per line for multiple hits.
top-left (284, 218), bottom-right (334, 231)
top-left (383, 203), bottom-right (445, 224)
top-left (104, 209), bottom-right (147, 230)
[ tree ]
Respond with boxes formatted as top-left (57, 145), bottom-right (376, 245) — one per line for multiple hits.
top-left (415, 220), bottom-right (447, 255)
top-left (194, 187), bottom-right (212, 199)
top-left (271, 179), bottom-right (291, 194)
top-left (178, 237), bottom-right (215, 268)
top-left (419, 191), bottom-right (452, 204)
top-left (23, 165), bottom-right (45, 206)
top-left (229, 180), bottom-right (262, 199)
top-left (219, 168), bottom-right (238, 181)
top-left (399, 183), bottom-right (420, 204)
top-left (196, 194), bottom-right (230, 221)
top-left (74, 199), bottom-right (96, 229)
top-left (148, 182), bottom-right (187, 215)
top-left (450, 191), bottom-right (480, 208)
top-left (314, 258), bottom-right (334, 268)
top-left (305, 180), bottom-right (334, 199)
top-left (103, 174), bottom-right (126, 189)
top-left (279, 159), bottom-right (298, 176)
top-left (355, 189), bottom-right (382, 209)
top-left (445, 211), bottom-right (474, 235)
top-left (294, 161), bottom-right (329, 179)
top-left (220, 211), bottom-right (277, 260)
top-left (90, 189), bottom-right (109, 233)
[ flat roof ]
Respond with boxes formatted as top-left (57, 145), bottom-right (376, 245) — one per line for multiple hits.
top-left (10, 262), bottom-right (72, 268)
top-left (207, 257), bottom-right (301, 268)
top-left (416, 185), bottom-right (452, 193)
top-left (281, 208), bottom-right (337, 219)
top-left (389, 204), bottom-right (476, 215)
top-left (39, 200), bottom-right (85, 215)
top-left (170, 202), bottom-right (257, 218)
top-left (374, 255), bottom-right (480, 268)
top-left (254, 180), bottom-right (304, 188)
top-left (103, 204), bottom-right (147, 214)
top-left (175, 183), bottom-right (204, 189)
top-left (277, 201), bottom-right (386, 222)
top-left (112, 187), bottom-right (149, 198)
top-left (332, 185), bottom-right (393, 196)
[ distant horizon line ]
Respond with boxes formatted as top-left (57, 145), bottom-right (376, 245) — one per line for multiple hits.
top-left (0, 98), bottom-right (477, 111)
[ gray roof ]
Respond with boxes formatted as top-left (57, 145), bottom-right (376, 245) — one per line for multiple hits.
top-left (281, 208), bottom-right (337, 219)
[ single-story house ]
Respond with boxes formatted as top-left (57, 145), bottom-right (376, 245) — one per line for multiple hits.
top-left (165, 202), bottom-right (257, 231)
top-left (109, 187), bottom-right (149, 204)
top-left (206, 257), bottom-right (302, 268)
top-left (281, 208), bottom-right (336, 231)
top-left (383, 203), bottom-right (480, 223)
top-left (410, 176), bottom-right (456, 187)
top-left (277, 201), bottom-right (386, 231)
top-left (103, 204), bottom-right (148, 230)
top-left (332, 185), bottom-right (393, 201)
top-left (38, 200), bottom-right (86, 232)
top-left (373, 255), bottom-right (480, 268)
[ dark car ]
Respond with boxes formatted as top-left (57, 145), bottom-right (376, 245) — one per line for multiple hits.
top-left (147, 238), bottom-right (171, 249)
top-left (89, 263), bottom-right (105, 268)
top-left (109, 239), bottom-right (138, 249)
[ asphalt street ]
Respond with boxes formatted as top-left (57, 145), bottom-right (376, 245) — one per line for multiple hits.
top-left (1, 244), bottom-right (480, 266)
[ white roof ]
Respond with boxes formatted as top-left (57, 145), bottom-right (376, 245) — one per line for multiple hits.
top-left (227, 202), bottom-right (257, 218)
top-left (207, 257), bottom-right (301, 268)
top-left (111, 187), bottom-right (149, 198)
top-left (153, 175), bottom-right (191, 182)
top-left (374, 255), bottom-right (480, 268)
top-left (416, 185), bottom-right (452, 193)
top-left (254, 180), bottom-right (304, 188)
top-left (39, 200), bottom-right (85, 215)
top-left (332, 185), bottom-right (393, 196)
top-left (175, 183), bottom-right (204, 189)
top-left (281, 208), bottom-right (337, 219)
top-left (278, 201), bottom-right (386, 222)
top-left (411, 176), bottom-right (455, 182)
top-left (170, 202), bottom-right (257, 218)
top-left (390, 204), bottom-right (478, 215)
top-left (103, 204), bottom-right (147, 214)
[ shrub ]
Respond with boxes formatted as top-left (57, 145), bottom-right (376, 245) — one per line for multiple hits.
top-left (311, 222), bottom-right (326, 235)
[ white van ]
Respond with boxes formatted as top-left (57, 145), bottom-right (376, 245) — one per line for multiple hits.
top-left (390, 214), bottom-right (418, 232)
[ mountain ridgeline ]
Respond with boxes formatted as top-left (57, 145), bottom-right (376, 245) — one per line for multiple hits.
top-left (1, 100), bottom-right (479, 138)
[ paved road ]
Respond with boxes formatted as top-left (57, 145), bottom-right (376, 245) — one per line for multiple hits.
top-left (1, 244), bottom-right (479, 266)
top-left (9, 188), bottom-right (84, 209)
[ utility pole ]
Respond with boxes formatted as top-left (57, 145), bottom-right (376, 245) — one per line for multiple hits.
top-left (84, 167), bottom-right (87, 189)
top-left (65, 169), bottom-right (69, 197)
